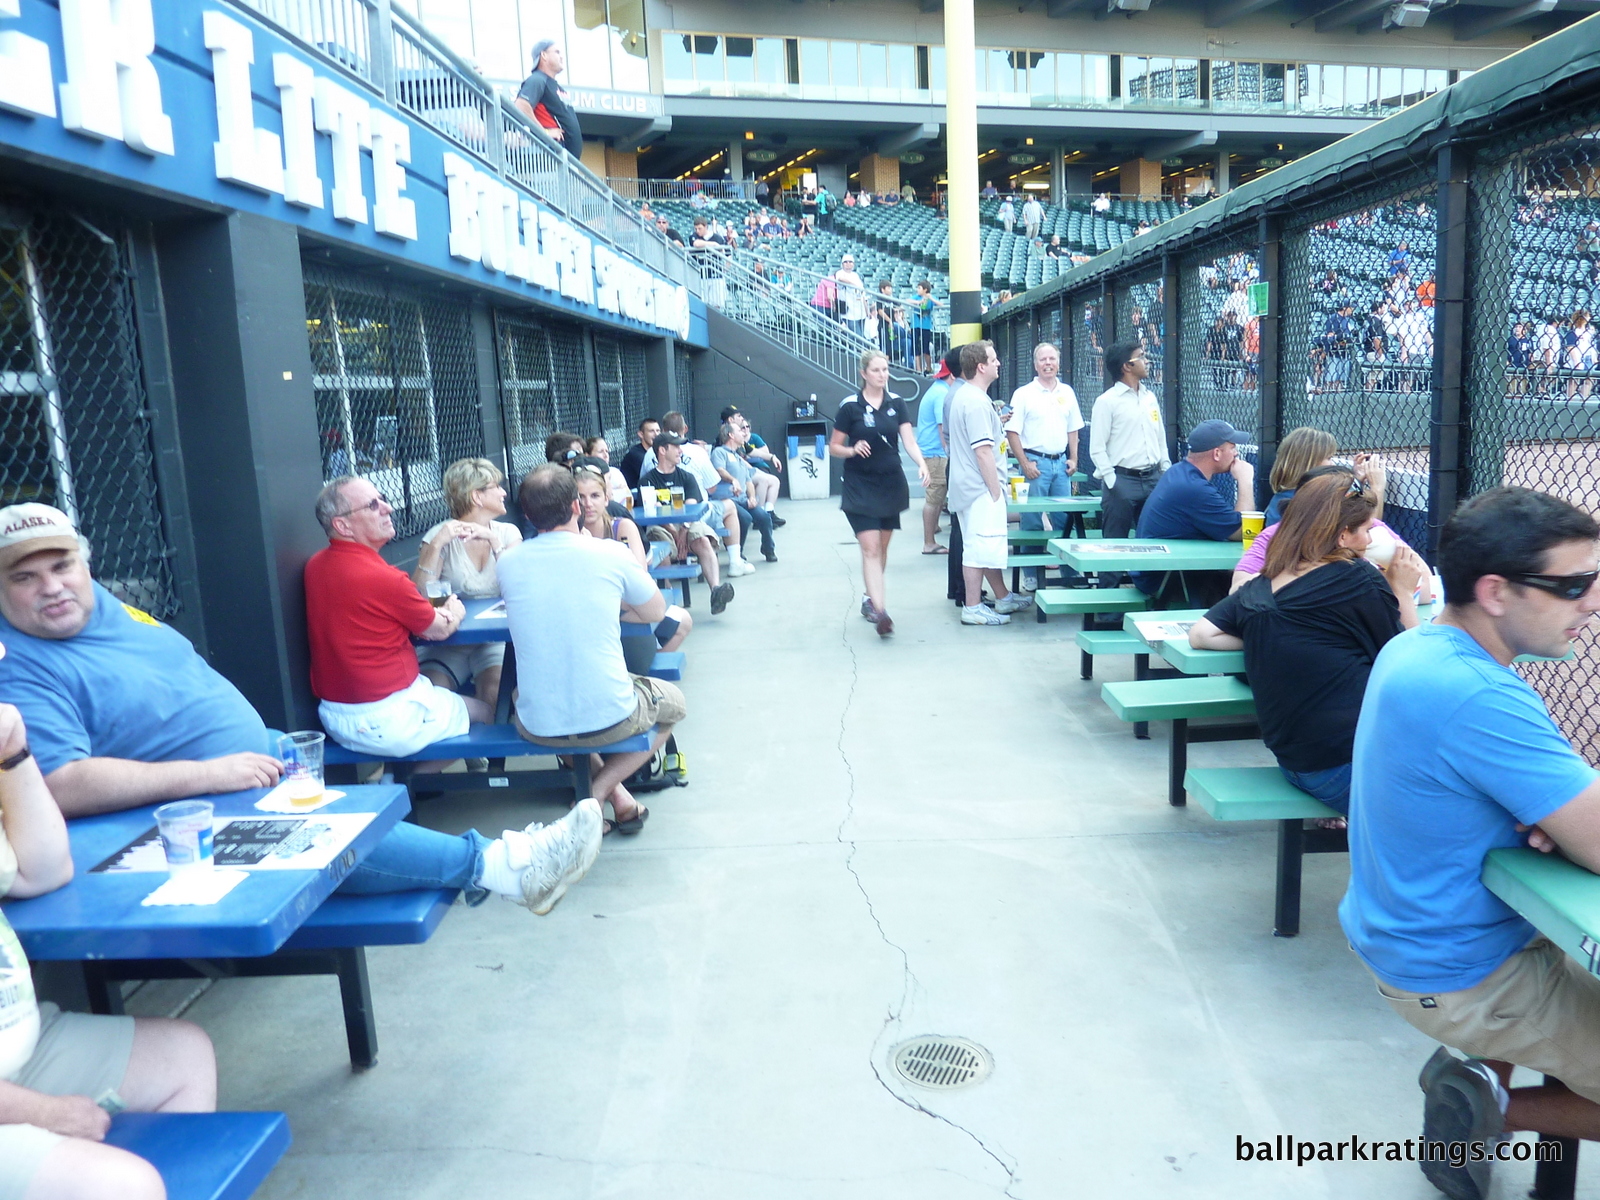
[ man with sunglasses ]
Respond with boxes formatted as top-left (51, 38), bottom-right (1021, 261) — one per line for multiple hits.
top-left (1340, 487), bottom-right (1600, 1200)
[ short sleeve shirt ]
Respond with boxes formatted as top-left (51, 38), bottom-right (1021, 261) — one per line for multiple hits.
top-left (1339, 623), bottom-right (1598, 993)
top-left (0, 820), bottom-right (39, 1080)
top-left (1136, 461), bottom-right (1241, 542)
top-left (498, 532), bottom-right (660, 736)
top-left (945, 382), bottom-right (1005, 513)
top-left (1005, 380), bottom-right (1084, 455)
top-left (915, 380), bottom-right (949, 459)
top-left (304, 540), bottom-right (435, 705)
top-left (639, 465), bottom-right (705, 502)
top-left (834, 393), bottom-right (911, 518)
top-left (0, 583), bottom-right (270, 775)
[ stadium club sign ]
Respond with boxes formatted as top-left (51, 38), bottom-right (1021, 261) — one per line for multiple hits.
top-left (0, 0), bottom-right (692, 340)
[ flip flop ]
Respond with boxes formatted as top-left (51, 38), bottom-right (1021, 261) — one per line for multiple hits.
top-left (921, 546), bottom-right (949, 555)
top-left (611, 804), bottom-right (649, 835)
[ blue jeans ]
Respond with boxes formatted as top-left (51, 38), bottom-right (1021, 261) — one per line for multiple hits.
top-left (1279, 762), bottom-right (1352, 817)
top-left (337, 823), bottom-right (492, 906)
top-left (1021, 455), bottom-right (1080, 586)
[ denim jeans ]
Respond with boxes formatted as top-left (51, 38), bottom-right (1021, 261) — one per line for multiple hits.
top-left (337, 823), bottom-right (492, 906)
top-left (740, 499), bottom-right (776, 556)
top-left (1279, 761), bottom-right (1352, 817)
top-left (1020, 454), bottom-right (1080, 586)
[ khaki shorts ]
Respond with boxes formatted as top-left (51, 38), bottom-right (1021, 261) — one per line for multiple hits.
top-left (1371, 937), bottom-right (1600, 1103)
top-left (923, 457), bottom-right (948, 511)
top-left (514, 676), bottom-right (687, 750)
top-left (645, 523), bottom-right (721, 549)
top-left (0, 1003), bottom-right (136, 1200)
top-left (415, 640), bottom-right (506, 690)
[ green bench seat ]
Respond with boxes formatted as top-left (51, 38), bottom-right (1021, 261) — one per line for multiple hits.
top-left (1005, 530), bottom-right (1059, 544)
top-left (1101, 677), bottom-right (1258, 807)
top-left (1074, 629), bottom-right (1148, 681)
top-left (1185, 767), bottom-right (1346, 937)
top-left (1034, 585), bottom-right (1148, 626)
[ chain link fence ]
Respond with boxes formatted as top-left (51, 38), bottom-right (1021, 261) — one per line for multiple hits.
top-left (303, 262), bottom-right (485, 538)
top-left (1180, 244), bottom-right (1260, 436)
top-left (0, 198), bottom-right (179, 617)
top-left (675, 346), bottom-right (695, 423)
top-left (493, 313), bottom-right (596, 480)
top-left (1465, 98), bottom-right (1600, 756)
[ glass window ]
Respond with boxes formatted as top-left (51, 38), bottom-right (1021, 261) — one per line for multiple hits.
top-left (1379, 67), bottom-right (1402, 107)
top-left (831, 41), bottom-right (858, 88)
top-left (1402, 67), bottom-right (1422, 101)
top-left (984, 49), bottom-right (1015, 93)
top-left (692, 34), bottom-right (723, 82)
top-left (1425, 68), bottom-right (1447, 95)
top-left (663, 31), bottom-right (693, 82)
top-left (928, 44), bottom-right (946, 91)
top-left (1262, 62), bottom-right (1285, 104)
top-left (755, 36), bottom-right (786, 85)
top-left (800, 38), bottom-right (829, 84)
top-left (1051, 52), bottom-right (1079, 99)
top-left (1029, 51), bottom-right (1054, 97)
top-left (725, 35), bottom-right (755, 83)
top-left (1175, 58), bottom-right (1200, 102)
top-left (565, 0), bottom-right (613, 88)
top-left (1084, 54), bottom-right (1110, 101)
top-left (860, 42), bottom-right (888, 89)
top-left (606, 0), bottom-right (648, 91)
top-left (888, 43), bottom-right (916, 90)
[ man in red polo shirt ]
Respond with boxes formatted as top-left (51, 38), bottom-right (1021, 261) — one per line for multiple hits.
top-left (306, 476), bottom-right (491, 757)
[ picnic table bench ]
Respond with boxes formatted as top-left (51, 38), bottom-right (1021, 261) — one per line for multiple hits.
top-left (650, 562), bottom-right (701, 606)
top-left (1482, 847), bottom-right (1600, 1198)
top-left (1184, 767), bottom-right (1345, 937)
top-left (107, 1111), bottom-right (290, 1200)
top-left (1100, 677), bottom-right (1258, 807)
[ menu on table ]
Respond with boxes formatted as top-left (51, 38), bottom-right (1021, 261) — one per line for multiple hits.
top-left (92, 814), bottom-right (374, 874)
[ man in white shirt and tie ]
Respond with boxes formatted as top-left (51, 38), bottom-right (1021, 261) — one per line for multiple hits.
top-left (1004, 342), bottom-right (1083, 590)
top-left (1089, 339), bottom-right (1170, 550)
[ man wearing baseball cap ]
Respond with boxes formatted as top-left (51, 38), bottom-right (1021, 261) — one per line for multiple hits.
top-left (0, 502), bottom-right (602, 915)
top-left (1133, 419), bottom-right (1257, 607)
top-left (513, 40), bottom-right (581, 153)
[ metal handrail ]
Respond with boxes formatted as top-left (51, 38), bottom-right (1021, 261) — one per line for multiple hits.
top-left (226, 0), bottom-right (702, 298)
top-left (726, 249), bottom-right (951, 329)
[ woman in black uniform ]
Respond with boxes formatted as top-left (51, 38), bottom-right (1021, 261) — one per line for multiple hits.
top-left (828, 349), bottom-right (930, 636)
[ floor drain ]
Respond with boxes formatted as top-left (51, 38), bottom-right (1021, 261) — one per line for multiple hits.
top-left (890, 1036), bottom-right (993, 1091)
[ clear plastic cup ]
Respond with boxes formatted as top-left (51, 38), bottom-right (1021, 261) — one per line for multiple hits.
top-left (424, 579), bottom-right (454, 608)
top-left (154, 800), bottom-right (214, 874)
top-left (277, 731), bottom-right (325, 808)
top-left (670, 485), bottom-right (686, 512)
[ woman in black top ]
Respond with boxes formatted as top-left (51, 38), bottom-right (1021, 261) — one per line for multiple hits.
top-left (1189, 471), bottom-right (1427, 823)
top-left (828, 350), bottom-right (929, 637)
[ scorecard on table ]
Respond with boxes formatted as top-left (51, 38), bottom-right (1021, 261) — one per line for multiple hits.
top-left (1065, 541), bottom-right (1171, 554)
top-left (92, 814), bottom-right (374, 873)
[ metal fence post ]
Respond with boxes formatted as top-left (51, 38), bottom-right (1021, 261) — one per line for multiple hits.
top-left (1428, 142), bottom-right (1472, 559)
top-left (1257, 215), bottom-right (1282, 508)
top-left (1162, 252), bottom-right (1181, 455)
top-left (369, 0), bottom-right (394, 104)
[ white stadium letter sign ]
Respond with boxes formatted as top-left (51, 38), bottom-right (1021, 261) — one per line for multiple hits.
top-left (369, 111), bottom-right (416, 240)
top-left (313, 77), bottom-right (370, 225)
top-left (59, 0), bottom-right (174, 155)
top-left (272, 53), bottom-right (322, 209)
top-left (0, 0), bottom-right (57, 119)
top-left (204, 13), bottom-right (283, 195)
top-left (444, 153), bottom-right (483, 263)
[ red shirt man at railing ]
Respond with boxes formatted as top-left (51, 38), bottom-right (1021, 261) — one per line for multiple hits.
top-left (514, 40), bottom-right (582, 154)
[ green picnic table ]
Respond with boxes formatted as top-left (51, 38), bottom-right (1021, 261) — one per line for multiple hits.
top-left (1049, 538), bottom-right (1244, 575)
top-left (1006, 496), bottom-right (1102, 515)
top-left (1483, 847), bottom-right (1600, 1197)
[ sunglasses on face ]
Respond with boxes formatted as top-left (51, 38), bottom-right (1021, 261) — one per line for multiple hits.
top-left (1505, 571), bottom-right (1600, 601)
top-left (340, 494), bottom-right (387, 516)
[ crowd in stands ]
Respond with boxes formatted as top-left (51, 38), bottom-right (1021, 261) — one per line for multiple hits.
top-left (0, 396), bottom-right (788, 1194)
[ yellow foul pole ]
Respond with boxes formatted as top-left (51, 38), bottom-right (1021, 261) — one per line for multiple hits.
top-left (943, 0), bottom-right (982, 346)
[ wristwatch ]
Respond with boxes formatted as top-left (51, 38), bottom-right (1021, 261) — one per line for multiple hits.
top-left (0, 745), bottom-right (31, 772)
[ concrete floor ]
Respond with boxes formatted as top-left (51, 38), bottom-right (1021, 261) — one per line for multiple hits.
top-left (151, 498), bottom-right (1594, 1198)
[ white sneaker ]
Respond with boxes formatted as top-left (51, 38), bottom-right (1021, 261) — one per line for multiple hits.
top-left (504, 797), bottom-right (603, 915)
top-left (994, 592), bottom-right (1035, 615)
top-left (961, 604), bottom-right (1010, 625)
top-left (1020, 576), bottom-right (1039, 593)
top-left (727, 557), bottom-right (756, 577)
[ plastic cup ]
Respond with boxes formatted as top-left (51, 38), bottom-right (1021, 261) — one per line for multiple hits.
top-left (424, 579), bottom-right (454, 608)
top-left (670, 486), bottom-right (686, 512)
top-left (1241, 511), bottom-right (1265, 546)
top-left (277, 732), bottom-right (325, 808)
top-left (1364, 525), bottom-right (1398, 567)
top-left (638, 487), bottom-right (657, 515)
top-left (154, 800), bottom-right (214, 874)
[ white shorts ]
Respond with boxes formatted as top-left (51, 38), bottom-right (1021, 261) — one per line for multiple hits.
top-left (319, 676), bottom-right (470, 759)
top-left (415, 641), bottom-right (505, 689)
top-left (959, 493), bottom-right (1009, 570)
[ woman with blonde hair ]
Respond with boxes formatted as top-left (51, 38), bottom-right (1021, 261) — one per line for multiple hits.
top-left (828, 349), bottom-right (929, 637)
top-left (1190, 471), bottom-right (1427, 820)
top-left (411, 457), bottom-right (523, 709)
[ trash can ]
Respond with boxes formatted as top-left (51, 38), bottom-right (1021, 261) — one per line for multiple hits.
top-left (786, 419), bottom-right (831, 500)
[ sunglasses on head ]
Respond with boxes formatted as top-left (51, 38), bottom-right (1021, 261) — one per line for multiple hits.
top-left (1505, 571), bottom-right (1600, 601)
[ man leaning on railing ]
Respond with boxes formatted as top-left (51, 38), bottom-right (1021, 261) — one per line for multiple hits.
top-left (514, 41), bottom-right (581, 155)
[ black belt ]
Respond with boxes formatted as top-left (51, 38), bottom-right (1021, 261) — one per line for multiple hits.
top-left (1114, 464), bottom-right (1161, 478)
top-left (1024, 449), bottom-right (1066, 460)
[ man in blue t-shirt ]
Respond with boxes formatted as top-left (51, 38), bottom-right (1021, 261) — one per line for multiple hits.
top-left (1341, 487), bottom-right (1600, 1200)
top-left (1133, 418), bottom-right (1254, 606)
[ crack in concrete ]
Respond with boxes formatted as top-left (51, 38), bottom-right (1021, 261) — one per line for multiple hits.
top-left (831, 547), bottom-right (1024, 1199)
